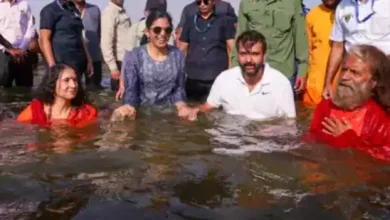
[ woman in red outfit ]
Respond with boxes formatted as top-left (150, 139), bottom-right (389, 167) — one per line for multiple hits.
top-left (17, 64), bottom-right (97, 127)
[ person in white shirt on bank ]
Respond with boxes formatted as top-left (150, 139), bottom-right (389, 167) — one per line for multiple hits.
top-left (0, 0), bottom-right (35, 87)
top-left (188, 30), bottom-right (296, 121)
top-left (323, 0), bottom-right (390, 98)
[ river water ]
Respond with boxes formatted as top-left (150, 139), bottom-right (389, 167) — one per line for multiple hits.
top-left (1, 69), bottom-right (390, 219)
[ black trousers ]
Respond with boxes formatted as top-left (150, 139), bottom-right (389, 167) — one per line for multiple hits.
top-left (185, 78), bottom-right (215, 103)
top-left (0, 51), bottom-right (34, 88)
top-left (110, 61), bottom-right (122, 91)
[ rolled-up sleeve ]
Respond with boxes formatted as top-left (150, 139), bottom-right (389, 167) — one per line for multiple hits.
top-left (20, 4), bottom-right (35, 51)
top-left (122, 51), bottom-right (140, 106)
top-left (101, 9), bottom-right (118, 71)
top-left (171, 52), bottom-right (186, 103)
top-left (40, 7), bottom-right (55, 30)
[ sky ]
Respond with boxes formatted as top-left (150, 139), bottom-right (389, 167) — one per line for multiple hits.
top-left (29, 0), bottom-right (322, 27)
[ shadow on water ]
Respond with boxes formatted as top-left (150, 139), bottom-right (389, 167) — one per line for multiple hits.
top-left (1, 84), bottom-right (390, 219)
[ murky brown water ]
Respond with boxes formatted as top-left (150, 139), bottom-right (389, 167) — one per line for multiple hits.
top-left (1, 68), bottom-right (390, 219)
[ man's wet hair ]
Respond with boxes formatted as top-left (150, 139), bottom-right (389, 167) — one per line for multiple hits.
top-left (349, 45), bottom-right (390, 113)
top-left (235, 30), bottom-right (267, 53)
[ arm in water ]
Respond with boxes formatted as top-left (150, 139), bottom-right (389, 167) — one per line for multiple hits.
top-left (111, 51), bottom-right (138, 121)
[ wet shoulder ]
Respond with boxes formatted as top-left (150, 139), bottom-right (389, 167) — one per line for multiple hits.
top-left (216, 66), bottom-right (241, 82)
top-left (266, 65), bottom-right (291, 87)
top-left (367, 100), bottom-right (388, 118)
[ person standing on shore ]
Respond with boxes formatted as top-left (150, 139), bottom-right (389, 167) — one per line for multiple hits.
top-left (175, 0), bottom-right (237, 47)
top-left (101, 0), bottom-right (131, 92)
top-left (322, 0), bottom-right (390, 98)
top-left (232, 0), bottom-right (309, 94)
top-left (178, 0), bottom-right (236, 102)
top-left (40, 0), bottom-right (94, 79)
top-left (303, 0), bottom-right (340, 107)
top-left (74, 0), bottom-right (103, 90)
top-left (0, 0), bottom-right (36, 88)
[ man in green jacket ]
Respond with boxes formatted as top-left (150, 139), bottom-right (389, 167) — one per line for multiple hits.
top-left (232, 0), bottom-right (309, 93)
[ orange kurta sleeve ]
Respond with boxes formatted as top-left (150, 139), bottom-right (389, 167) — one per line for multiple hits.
top-left (17, 105), bottom-right (33, 122)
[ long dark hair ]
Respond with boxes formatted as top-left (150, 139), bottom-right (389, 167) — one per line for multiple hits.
top-left (34, 64), bottom-right (88, 107)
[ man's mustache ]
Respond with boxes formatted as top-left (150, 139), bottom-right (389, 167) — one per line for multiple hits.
top-left (338, 81), bottom-right (355, 90)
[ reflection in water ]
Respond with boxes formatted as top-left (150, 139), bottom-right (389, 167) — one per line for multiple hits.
top-left (1, 87), bottom-right (390, 219)
top-left (174, 169), bottom-right (232, 208)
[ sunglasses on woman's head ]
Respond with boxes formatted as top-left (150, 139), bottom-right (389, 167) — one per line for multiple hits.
top-left (196, 0), bottom-right (210, 6)
top-left (151, 26), bottom-right (173, 35)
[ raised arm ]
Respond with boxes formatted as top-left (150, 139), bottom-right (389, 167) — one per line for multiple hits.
top-left (110, 51), bottom-right (139, 121)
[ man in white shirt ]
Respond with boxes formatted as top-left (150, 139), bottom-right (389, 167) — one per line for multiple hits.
top-left (189, 30), bottom-right (296, 121)
top-left (323, 0), bottom-right (390, 97)
top-left (0, 0), bottom-right (35, 87)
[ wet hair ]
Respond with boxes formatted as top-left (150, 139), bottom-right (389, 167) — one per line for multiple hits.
top-left (34, 64), bottom-right (89, 107)
top-left (348, 45), bottom-right (390, 113)
top-left (145, 10), bottom-right (173, 29)
top-left (235, 30), bottom-right (267, 54)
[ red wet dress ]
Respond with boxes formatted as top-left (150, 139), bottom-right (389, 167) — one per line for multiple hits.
top-left (17, 99), bottom-right (97, 128)
top-left (304, 99), bottom-right (390, 161)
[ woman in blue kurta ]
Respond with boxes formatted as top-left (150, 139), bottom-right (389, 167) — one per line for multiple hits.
top-left (111, 10), bottom-right (194, 121)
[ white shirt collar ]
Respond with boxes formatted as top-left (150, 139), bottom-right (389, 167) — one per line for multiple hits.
top-left (236, 63), bottom-right (272, 95)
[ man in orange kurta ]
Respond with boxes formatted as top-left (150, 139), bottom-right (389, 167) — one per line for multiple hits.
top-left (303, 0), bottom-right (340, 107)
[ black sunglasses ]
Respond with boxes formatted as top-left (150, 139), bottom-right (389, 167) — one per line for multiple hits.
top-left (151, 26), bottom-right (173, 35)
top-left (196, 0), bottom-right (210, 6)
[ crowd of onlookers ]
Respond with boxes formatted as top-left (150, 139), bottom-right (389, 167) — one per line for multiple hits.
top-left (3, 0), bottom-right (390, 161)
